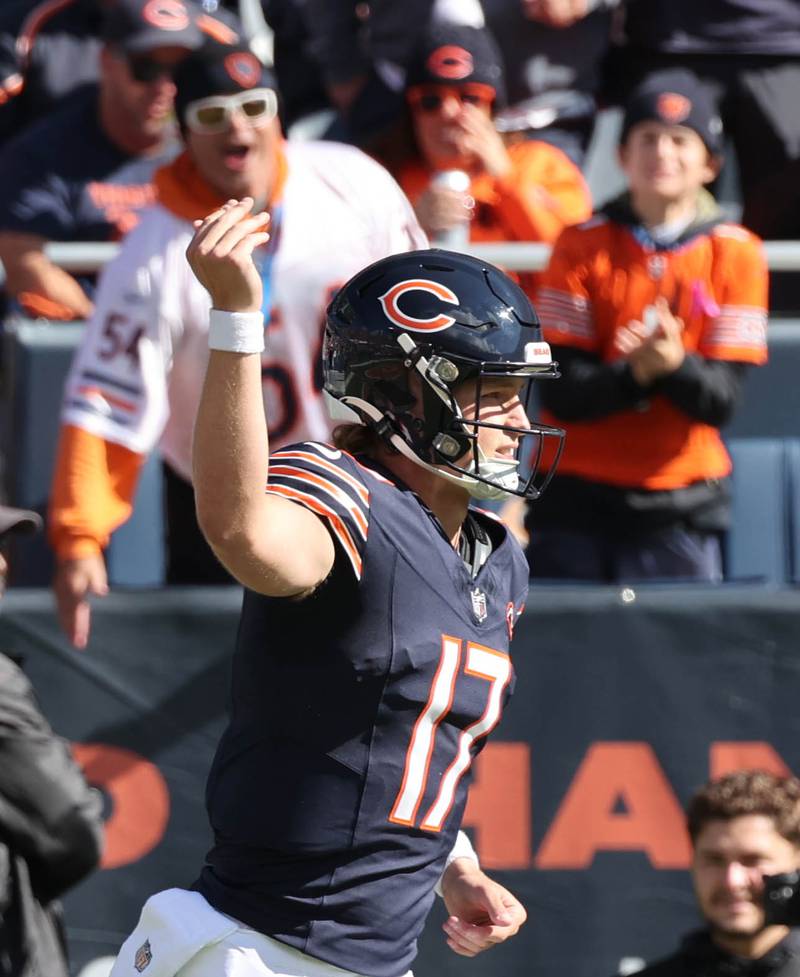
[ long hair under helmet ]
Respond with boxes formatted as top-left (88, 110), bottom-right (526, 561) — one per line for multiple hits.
top-left (322, 249), bottom-right (565, 501)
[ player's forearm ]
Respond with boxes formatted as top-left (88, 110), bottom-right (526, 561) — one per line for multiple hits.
top-left (193, 349), bottom-right (270, 553)
top-left (188, 203), bottom-right (334, 594)
top-left (193, 350), bottom-right (333, 595)
top-left (435, 830), bottom-right (479, 897)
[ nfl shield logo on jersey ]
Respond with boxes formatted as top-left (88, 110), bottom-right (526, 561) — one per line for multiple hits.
top-left (471, 587), bottom-right (488, 623)
top-left (134, 939), bottom-right (152, 972)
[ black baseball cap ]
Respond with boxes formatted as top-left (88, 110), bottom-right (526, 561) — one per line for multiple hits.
top-left (406, 22), bottom-right (506, 108)
top-left (0, 505), bottom-right (42, 540)
top-left (174, 40), bottom-right (277, 126)
top-left (102, 0), bottom-right (203, 54)
top-left (621, 70), bottom-right (724, 156)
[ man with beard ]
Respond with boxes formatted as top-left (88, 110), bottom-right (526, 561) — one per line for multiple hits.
top-left (632, 771), bottom-right (800, 977)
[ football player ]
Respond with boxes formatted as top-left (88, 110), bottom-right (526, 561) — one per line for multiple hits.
top-left (110, 200), bottom-right (564, 977)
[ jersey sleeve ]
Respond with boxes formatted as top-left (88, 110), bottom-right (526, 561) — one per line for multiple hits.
top-left (59, 217), bottom-right (175, 454)
top-left (535, 224), bottom-right (598, 350)
top-left (48, 424), bottom-right (144, 560)
top-left (699, 228), bottom-right (768, 365)
top-left (265, 444), bottom-right (371, 582)
top-left (492, 142), bottom-right (593, 244)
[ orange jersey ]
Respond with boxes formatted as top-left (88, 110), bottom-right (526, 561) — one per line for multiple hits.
top-left (396, 140), bottom-right (592, 245)
top-left (537, 209), bottom-right (768, 490)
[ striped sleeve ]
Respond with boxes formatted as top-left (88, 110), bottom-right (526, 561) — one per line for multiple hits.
top-left (266, 444), bottom-right (371, 581)
top-left (700, 229), bottom-right (768, 365)
top-left (536, 226), bottom-right (597, 349)
top-left (536, 286), bottom-right (594, 343)
top-left (703, 305), bottom-right (768, 361)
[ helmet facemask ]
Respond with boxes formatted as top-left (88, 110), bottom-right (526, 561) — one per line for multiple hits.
top-left (322, 247), bottom-right (566, 502)
top-left (325, 330), bottom-right (564, 502)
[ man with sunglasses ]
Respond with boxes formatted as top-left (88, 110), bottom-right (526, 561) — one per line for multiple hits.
top-left (0, 0), bottom-right (205, 321)
top-left (382, 21), bottom-right (591, 296)
top-left (48, 38), bottom-right (427, 648)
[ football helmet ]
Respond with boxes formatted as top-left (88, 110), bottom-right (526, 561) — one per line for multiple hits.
top-left (322, 249), bottom-right (565, 501)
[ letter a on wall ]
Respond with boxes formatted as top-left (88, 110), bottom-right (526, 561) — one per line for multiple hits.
top-left (535, 742), bottom-right (691, 869)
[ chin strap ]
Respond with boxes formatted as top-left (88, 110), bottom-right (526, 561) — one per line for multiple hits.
top-left (327, 392), bottom-right (520, 501)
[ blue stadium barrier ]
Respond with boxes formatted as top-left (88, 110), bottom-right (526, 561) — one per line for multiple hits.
top-left (725, 321), bottom-right (800, 438)
top-left (725, 438), bottom-right (791, 584)
top-left (1, 318), bottom-right (165, 587)
top-left (785, 439), bottom-right (800, 585)
top-left (2, 314), bottom-right (799, 589)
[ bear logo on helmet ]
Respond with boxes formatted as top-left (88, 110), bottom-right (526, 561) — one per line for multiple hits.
top-left (378, 279), bottom-right (459, 333)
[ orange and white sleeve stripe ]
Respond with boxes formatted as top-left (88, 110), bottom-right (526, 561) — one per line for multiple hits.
top-left (266, 444), bottom-right (370, 581)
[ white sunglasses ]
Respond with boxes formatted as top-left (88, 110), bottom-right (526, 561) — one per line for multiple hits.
top-left (185, 88), bottom-right (278, 134)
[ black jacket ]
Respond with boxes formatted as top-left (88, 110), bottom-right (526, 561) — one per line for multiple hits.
top-left (0, 652), bottom-right (103, 977)
top-left (633, 929), bottom-right (800, 977)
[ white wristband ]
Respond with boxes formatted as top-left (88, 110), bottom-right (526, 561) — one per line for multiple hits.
top-left (208, 309), bottom-right (265, 353)
top-left (434, 830), bottom-right (479, 897)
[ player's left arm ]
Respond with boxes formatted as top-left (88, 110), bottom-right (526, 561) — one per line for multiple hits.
top-left (440, 857), bottom-right (527, 956)
top-left (189, 200), bottom-right (337, 597)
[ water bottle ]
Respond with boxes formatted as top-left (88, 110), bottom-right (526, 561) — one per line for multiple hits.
top-left (430, 169), bottom-right (472, 251)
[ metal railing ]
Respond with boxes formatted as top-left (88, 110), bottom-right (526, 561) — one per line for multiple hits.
top-left (35, 240), bottom-right (800, 275)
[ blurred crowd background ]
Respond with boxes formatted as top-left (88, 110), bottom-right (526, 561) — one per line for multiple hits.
top-left (2, 0), bottom-right (800, 599)
top-left (2, 3), bottom-right (800, 975)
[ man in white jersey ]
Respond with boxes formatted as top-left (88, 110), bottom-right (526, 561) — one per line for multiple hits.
top-left (48, 38), bottom-right (427, 648)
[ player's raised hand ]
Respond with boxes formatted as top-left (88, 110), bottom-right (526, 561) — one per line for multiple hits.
top-left (440, 859), bottom-right (527, 956)
top-left (186, 198), bottom-right (270, 314)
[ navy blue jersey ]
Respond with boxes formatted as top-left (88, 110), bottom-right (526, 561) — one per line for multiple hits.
top-left (0, 88), bottom-right (176, 244)
top-left (197, 442), bottom-right (530, 977)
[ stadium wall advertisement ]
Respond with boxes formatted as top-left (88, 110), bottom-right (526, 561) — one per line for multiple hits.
top-left (1, 585), bottom-right (799, 977)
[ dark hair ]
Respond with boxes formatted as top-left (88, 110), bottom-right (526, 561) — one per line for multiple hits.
top-left (687, 770), bottom-right (800, 846)
top-left (332, 423), bottom-right (385, 457)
